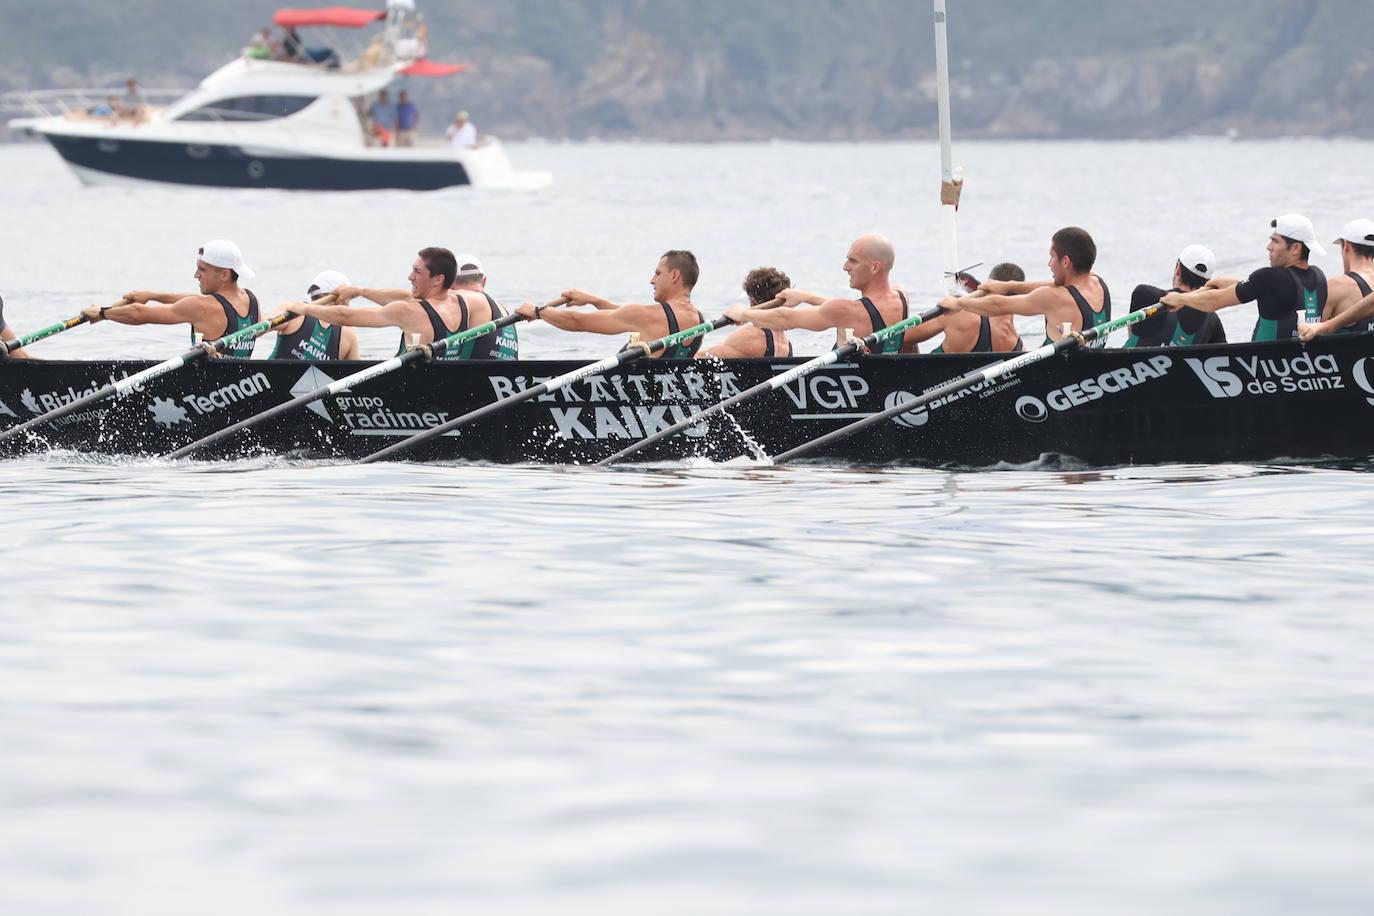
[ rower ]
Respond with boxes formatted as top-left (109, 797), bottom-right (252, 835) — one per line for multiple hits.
top-left (903, 262), bottom-right (1025, 354)
top-left (937, 227), bottom-right (1111, 347)
top-left (0, 293), bottom-right (33, 359)
top-left (699, 267), bottom-right (794, 359)
top-left (1161, 214), bottom-right (1326, 341)
top-left (81, 239), bottom-right (261, 356)
top-left (516, 250), bottom-right (704, 358)
top-left (721, 234), bottom-right (913, 352)
top-left (293, 247), bottom-right (515, 359)
top-left (1299, 218), bottom-right (1374, 340)
top-left (1123, 245), bottom-right (1227, 348)
top-left (267, 270), bottom-right (360, 360)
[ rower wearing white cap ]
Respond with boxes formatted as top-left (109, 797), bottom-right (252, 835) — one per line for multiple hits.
top-left (1298, 218), bottom-right (1374, 340)
top-left (267, 270), bottom-right (359, 360)
top-left (82, 239), bottom-right (262, 358)
top-left (1161, 214), bottom-right (1326, 341)
top-left (1124, 245), bottom-right (1227, 348)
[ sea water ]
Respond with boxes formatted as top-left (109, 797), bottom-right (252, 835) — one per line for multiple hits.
top-left (2, 139), bottom-right (1373, 914)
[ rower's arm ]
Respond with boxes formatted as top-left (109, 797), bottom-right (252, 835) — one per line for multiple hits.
top-left (539, 304), bottom-right (648, 334)
top-left (353, 287), bottom-right (411, 305)
top-left (124, 290), bottom-right (190, 305)
top-left (945, 288), bottom-right (1054, 318)
top-left (1160, 286), bottom-right (1241, 313)
top-left (737, 302), bottom-right (836, 332)
top-left (1305, 289), bottom-right (1374, 338)
top-left (979, 280), bottom-right (1050, 296)
top-left (560, 289), bottom-right (619, 310)
top-left (901, 312), bottom-right (948, 348)
top-left (88, 295), bottom-right (211, 326)
top-left (699, 326), bottom-right (764, 359)
top-left (1, 324), bottom-right (31, 359)
top-left (338, 327), bottom-right (360, 360)
top-left (294, 300), bottom-right (408, 329)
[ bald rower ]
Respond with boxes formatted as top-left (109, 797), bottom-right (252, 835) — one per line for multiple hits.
top-left (700, 267), bottom-right (794, 359)
top-left (516, 250), bottom-right (705, 358)
top-left (722, 234), bottom-right (914, 352)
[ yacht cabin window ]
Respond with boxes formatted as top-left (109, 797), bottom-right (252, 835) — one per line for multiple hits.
top-left (177, 95), bottom-right (316, 122)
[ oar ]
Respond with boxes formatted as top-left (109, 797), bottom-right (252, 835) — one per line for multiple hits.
top-left (163, 299), bottom-right (563, 460)
top-left (357, 303), bottom-right (755, 464)
top-left (0, 299), bottom-right (129, 357)
top-left (596, 303), bottom-right (944, 466)
top-left (0, 310), bottom-right (296, 446)
top-left (772, 305), bottom-right (1163, 465)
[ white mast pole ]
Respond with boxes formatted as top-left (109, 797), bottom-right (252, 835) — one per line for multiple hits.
top-left (933, 0), bottom-right (963, 295)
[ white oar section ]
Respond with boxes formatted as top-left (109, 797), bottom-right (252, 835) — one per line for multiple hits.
top-left (773, 305), bottom-right (1163, 464)
top-left (933, 0), bottom-right (963, 297)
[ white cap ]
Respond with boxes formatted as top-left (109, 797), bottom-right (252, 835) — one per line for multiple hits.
top-left (1333, 218), bottom-right (1374, 248)
top-left (1269, 214), bottom-right (1326, 258)
top-left (308, 269), bottom-right (349, 299)
top-left (197, 239), bottom-right (255, 282)
top-left (454, 253), bottom-right (483, 278)
top-left (1176, 244), bottom-right (1216, 280)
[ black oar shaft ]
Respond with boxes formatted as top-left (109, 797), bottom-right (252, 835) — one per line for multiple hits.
top-left (358, 314), bottom-right (733, 464)
top-left (597, 305), bottom-right (944, 466)
top-left (774, 305), bottom-right (1163, 464)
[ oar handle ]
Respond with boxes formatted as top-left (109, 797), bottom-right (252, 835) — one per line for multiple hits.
top-left (5, 298), bottom-right (129, 355)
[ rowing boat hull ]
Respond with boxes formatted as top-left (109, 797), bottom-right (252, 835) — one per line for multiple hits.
top-left (3, 335), bottom-right (1372, 465)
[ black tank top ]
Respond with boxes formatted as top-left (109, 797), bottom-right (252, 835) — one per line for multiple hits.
top-left (857, 291), bottom-right (909, 354)
top-left (1044, 280), bottom-right (1111, 347)
top-left (969, 315), bottom-right (1025, 353)
top-left (206, 290), bottom-right (260, 358)
top-left (1342, 272), bottom-right (1374, 334)
top-left (761, 328), bottom-right (791, 358)
top-left (450, 292), bottom-right (513, 360)
top-left (658, 301), bottom-right (705, 358)
top-left (272, 315), bottom-right (341, 360)
top-left (396, 298), bottom-right (457, 355)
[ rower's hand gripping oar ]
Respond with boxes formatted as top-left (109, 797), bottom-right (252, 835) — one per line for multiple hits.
top-left (0, 298), bottom-right (130, 357)
top-left (0, 309), bottom-right (298, 446)
top-left (773, 304), bottom-right (1164, 464)
top-left (357, 304), bottom-right (745, 464)
top-left (596, 301), bottom-right (945, 466)
top-left (163, 298), bottom-right (565, 460)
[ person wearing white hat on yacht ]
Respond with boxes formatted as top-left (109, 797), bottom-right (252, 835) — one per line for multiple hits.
top-left (268, 270), bottom-right (359, 360)
top-left (1124, 244), bottom-right (1227, 348)
top-left (1298, 218), bottom-right (1374, 340)
top-left (1161, 214), bottom-right (1327, 342)
top-left (83, 239), bottom-right (263, 358)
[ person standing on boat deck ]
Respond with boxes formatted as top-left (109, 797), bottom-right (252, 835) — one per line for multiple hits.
top-left (394, 91), bottom-right (420, 147)
top-left (445, 110), bottom-right (476, 149)
top-left (367, 90), bottom-right (394, 147)
top-left (939, 227), bottom-right (1111, 347)
top-left (516, 251), bottom-right (705, 358)
top-left (267, 270), bottom-right (359, 361)
top-left (722, 235), bottom-right (914, 352)
top-left (1124, 245), bottom-right (1227, 348)
top-left (118, 78), bottom-right (147, 121)
top-left (1298, 219), bottom-right (1374, 339)
top-left (1162, 214), bottom-right (1326, 342)
top-left (292, 248), bottom-right (511, 360)
top-left (0, 294), bottom-right (33, 359)
top-left (902, 261), bottom-right (1025, 354)
top-left (80, 240), bottom-right (262, 358)
top-left (699, 267), bottom-right (794, 359)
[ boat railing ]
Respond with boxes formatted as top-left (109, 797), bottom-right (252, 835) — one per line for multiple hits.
top-left (1, 88), bottom-right (183, 123)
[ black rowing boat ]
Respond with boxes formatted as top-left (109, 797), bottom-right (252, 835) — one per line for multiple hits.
top-left (2, 333), bottom-right (1371, 465)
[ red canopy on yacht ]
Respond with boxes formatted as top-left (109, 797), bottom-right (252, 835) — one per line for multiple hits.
top-left (400, 59), bottom-right (473, 77)
top-left (272, 7), bottom-right (387, 28)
